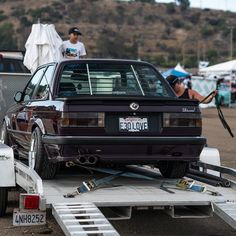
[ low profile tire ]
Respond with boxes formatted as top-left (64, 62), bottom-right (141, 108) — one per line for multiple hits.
top-left (30, 127), bottom-right (58, 179)
top-left (0, 187), bottom-right (8, 217)
top-left (158, 161), bottom-right (188, 178)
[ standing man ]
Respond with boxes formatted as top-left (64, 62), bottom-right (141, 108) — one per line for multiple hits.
top-left (61, 27), bottom-right (86, 59)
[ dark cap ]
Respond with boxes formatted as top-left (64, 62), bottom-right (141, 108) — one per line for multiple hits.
top-left (166, 75), bottom-right (179, 87)
top-left (68, 27), bottom-right (82, 35)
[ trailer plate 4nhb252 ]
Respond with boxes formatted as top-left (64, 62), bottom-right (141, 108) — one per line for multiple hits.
top-left (13, 209), bottom-right (46, 226)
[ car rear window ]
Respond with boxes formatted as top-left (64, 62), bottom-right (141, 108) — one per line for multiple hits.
top-left (58, 62), bottom-right (173, 97)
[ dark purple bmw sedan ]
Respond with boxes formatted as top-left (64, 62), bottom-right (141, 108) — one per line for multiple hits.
top-left (1, 59), bottom-right (206, 179)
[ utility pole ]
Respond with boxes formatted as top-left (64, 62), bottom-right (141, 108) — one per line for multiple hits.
top-left (182, 42), bottom-right (185, 67)
top-left (197, 40), bottom-right (200, 65)
top-left (229, 27), bottom-right (234, 60)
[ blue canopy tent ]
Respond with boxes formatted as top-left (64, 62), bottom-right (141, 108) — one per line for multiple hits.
top-left (162, 68), bottom-right (189, 78)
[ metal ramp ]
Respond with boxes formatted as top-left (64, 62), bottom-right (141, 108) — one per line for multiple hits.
top-left (52, 202), bottom-right (119, 236)
top-left (213, 201), bottom-right (236, 230)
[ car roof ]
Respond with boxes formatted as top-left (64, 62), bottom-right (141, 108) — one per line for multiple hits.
top-left (0, 51), bottom-right (24, 60)
top-left (59, 58), bottom-right (152, 65)
top-left (38, 59), bottom-right (156, 71)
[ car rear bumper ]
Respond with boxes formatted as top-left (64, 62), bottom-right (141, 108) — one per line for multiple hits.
top-left (42, 135), bottom-right (206, 163)
top-left (42, 135), bottom-right (206, 145)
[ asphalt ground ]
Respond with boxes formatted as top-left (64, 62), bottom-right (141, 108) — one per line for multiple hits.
top-left (0, 107), bottom-right (235, 236)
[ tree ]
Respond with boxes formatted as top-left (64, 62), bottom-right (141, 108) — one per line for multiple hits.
top-left (0, 23), bottom-right (17, 49)
top-left (176, 0), bottom-right (190, 11)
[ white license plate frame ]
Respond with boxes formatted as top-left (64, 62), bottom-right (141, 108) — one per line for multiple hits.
top-left (119, 117), bottom-right (148, 132)
top-left (13, 209), bottom-right (46, 226)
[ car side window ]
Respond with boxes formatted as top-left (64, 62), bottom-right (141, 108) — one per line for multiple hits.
top-left (34, 65), bottom-right (55, 100)
top-left (23, 67), bottom-right (45, 101)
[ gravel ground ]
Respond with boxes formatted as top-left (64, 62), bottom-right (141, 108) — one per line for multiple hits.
top-left (0, 108), bottom-right (235, 236)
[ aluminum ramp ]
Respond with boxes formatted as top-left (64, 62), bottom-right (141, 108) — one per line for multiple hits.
top-left (213, 201), bottom-right (236, 230)
top-left (52, 202), bottom-right (119, 236)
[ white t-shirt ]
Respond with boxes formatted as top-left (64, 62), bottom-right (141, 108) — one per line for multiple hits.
top-left (61, 40), bottom-right (86, 59)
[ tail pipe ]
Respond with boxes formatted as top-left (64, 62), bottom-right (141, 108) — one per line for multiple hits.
top-left (76, 155), bottom-right (98, 165)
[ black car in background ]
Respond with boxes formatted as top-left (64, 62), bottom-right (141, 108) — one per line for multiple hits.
top-left (0, 51), bottom-right (29, 73)
top-left (1, 59), bottom-right (206, 179)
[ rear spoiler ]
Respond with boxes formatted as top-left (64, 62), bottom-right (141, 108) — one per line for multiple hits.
top-left (55, 96), bottom-right (200, 106)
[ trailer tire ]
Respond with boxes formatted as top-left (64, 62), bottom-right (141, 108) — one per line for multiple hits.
top-left (158, 161), bottom-right (188, 178)
top-left (31, 127), bottom-right (58, 179)
top-left (0, 187), bottom-right (8, 217)
top-left (1, 121), bottom-right (9, 145)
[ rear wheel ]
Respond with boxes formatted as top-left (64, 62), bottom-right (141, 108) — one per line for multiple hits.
top-left (0, 187), bottom-right (8, 217)
top-left (158, 161), bottom-right (188, 178)
top-left (29, 127), bottom-right (58, 179)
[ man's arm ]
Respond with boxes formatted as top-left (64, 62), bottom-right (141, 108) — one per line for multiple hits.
top-left (79, 42), bottom-right (86, 58)
top-left (190, 89), bottom-right (217, 104)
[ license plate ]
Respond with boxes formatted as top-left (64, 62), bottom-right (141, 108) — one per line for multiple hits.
top-left (13, 209), bottom-right (46, 226)
top-left (119, 117), bottom-right (148, 132)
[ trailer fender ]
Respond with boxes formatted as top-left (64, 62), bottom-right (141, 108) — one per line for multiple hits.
top-left (200, 147), bottom-right (221, 177)
top-left (0, 143), bottom-right (16, 187)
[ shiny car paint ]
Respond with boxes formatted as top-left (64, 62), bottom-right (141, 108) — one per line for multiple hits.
top-left (3, 59), bottom-right (206, 165)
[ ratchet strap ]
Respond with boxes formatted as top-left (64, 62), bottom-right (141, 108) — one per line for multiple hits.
top-left (63, 165), bottom-right (154, 198)
top-left (77, 171), bottom-right (125, 193)
top-left (200, 91), bottom-right (234, 138)
top-left (64, 171), bottom-right (125, 198)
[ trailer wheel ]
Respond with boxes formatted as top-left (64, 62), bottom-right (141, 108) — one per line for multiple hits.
top-left (158, 161), bottom-right (188, 178)
top-left (30, 127), bottom-right (58, 179)
top-left (0, 187), bottom-right (8, 217)
top-left (0, 121), bottom-right (9, 145)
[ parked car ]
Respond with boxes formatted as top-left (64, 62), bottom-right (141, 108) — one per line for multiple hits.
top-left (1, 59), bottom-right (206, 179)
top-left (0, 51), bottom-right (29, 73)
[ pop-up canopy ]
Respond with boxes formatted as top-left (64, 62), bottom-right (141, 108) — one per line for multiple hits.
top-left (162, 63), bottom-right (189, 78)
top-left (23, 23), bottom-right (63, 73)
top-left (199, 60), bottom-right (236, 76)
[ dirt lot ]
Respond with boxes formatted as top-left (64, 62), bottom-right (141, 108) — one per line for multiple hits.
top-left (0, 108), bottom-right (235, 236)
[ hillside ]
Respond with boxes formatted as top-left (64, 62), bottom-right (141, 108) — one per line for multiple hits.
top-left (0, 0), bottom-right (236, 68)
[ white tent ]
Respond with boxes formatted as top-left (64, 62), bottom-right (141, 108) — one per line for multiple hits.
top-left (199, 60), bottom-right (236, 76)
top-left (24, 24), bottom-right (63, 73)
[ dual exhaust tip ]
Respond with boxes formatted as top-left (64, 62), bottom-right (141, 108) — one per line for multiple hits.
top-left (76, 155), bottom-right (98, 165)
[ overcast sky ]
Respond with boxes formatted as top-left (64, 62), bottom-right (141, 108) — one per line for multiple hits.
top-left (157, 0), bottom-right (236, 12)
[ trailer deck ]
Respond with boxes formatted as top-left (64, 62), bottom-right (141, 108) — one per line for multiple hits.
top-left (1, 143), bottom-right (236, 235)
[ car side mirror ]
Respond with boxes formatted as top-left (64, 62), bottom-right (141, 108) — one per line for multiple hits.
top-left (14, 91), bottom-right (23, 103)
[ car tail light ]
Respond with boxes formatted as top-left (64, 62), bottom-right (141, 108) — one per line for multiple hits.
top-left (60, 112), bottom-right (105, 127)
top-left (23, 195), bottom-right (40, 209)
top-left (0, 54), bottom-right (3, 60)
top-left (163, 113), bottom-right (202, 127)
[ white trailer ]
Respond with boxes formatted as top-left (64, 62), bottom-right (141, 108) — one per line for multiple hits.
top-left (0, 143), bottom-right (236, 236)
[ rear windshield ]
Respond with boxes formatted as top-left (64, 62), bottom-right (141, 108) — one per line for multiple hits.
top-left (0, 58), bottom-right (30, 73)
top-left (58, 62), bottom-right (173, 97)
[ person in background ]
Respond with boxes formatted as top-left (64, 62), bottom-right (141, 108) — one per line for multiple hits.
top-left (166, 74), bottom-right (217, 104)
top-left (60, 27), bottom-right (86, 59)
